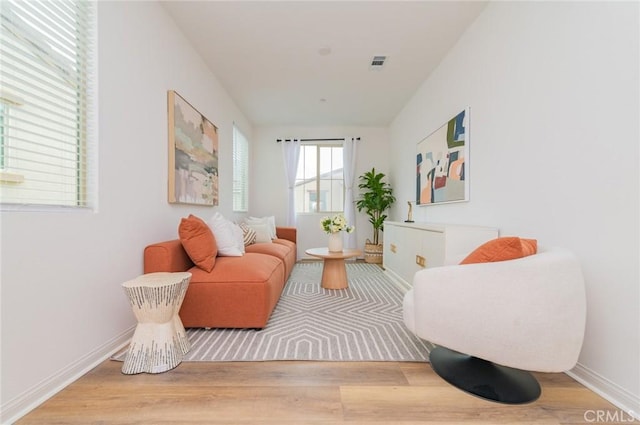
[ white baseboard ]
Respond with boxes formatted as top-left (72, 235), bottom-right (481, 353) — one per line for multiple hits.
top-left (567, 362), bottom-right (640, 421)
top-left (1, 326), bottom-right (135, 425)
top-left (383, 268), bottom-right (412, 291)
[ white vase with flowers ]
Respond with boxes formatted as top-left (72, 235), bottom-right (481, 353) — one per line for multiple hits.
top-left (321, 213), bottom-right (355, 252)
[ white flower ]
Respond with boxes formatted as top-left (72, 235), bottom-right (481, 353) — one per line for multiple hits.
top-left (321, 213), bottom-right (355, 234)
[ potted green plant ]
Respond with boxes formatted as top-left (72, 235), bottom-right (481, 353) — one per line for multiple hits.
top-left (356, 168), bottom-right (396, 263)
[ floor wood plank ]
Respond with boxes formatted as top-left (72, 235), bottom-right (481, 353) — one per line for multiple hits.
top-left (16, 360), bottom-right (624, 424)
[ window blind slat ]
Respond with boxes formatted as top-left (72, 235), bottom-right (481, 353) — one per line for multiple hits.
top-left (5, 140), bottom-right (84, 163)
top-left (16, 0), bottom-right (82, 30)
top-left (13, 1), bottom-right (91, 52)
top-left (1, 77), bottom-right (80, 115)
top-left (0, 101), bottom-right (79, 135)
top-left (0, 84), bottom-right (81, 126)
top-left (0, 49), bottom-right (84, 93)
top-left (12, 5), bottom-right (78, 61)
top-left (4, 114), bottom-right (84, 144)
top-left (0, 65), bottom-right (85, 115)
top-left (36, 0), bottom-right (92, 35)
top-left (4, 109), bottom-right (78, 138)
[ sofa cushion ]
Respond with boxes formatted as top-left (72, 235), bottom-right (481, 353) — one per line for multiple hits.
top-left (460, 237), bottom-right (537, 265)
top-left (188, 253), bottom-right (282, 283)
top-left (273, 238), bottom-right (295, 251)
top-left (178, 214), bottom-right (217, 272)
top-left (182, 253), bottom-right (286, 329)
top-left (246, 241), bottom-right (295, 278)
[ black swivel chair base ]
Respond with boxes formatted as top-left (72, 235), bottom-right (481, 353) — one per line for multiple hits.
top-left (429, 346), bottom-right (541, 404)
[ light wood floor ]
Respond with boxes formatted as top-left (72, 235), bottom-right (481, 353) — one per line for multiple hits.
top-left (16, 359), bottom-right (623, 424)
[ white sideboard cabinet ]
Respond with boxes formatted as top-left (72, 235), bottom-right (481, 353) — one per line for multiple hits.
top-left (382, 221), bottom-right (499, 287)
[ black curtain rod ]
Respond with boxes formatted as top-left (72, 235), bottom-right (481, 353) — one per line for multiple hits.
top-left (276, 137), bottom-right (360, 142)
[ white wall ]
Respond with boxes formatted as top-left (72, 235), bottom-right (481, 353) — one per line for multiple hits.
top-left (390, 1), bottom-right (639, 413)
top-left (251, 126), bottom-right (390, 258)
top-left (0, 2), bottom-right (251, 421)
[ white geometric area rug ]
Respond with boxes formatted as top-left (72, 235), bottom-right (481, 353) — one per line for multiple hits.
top-left (117, 262), bottom-right (431, 362)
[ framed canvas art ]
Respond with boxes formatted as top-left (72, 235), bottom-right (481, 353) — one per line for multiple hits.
top-left (416, 108), bottom-right (469, 206)
top-left (168, 90), bottom-right (219, 206)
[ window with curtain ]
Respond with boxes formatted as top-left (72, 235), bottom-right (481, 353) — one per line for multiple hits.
top-left (0, 0), bottom-right (96, 209)
top-left (232, 125), bottom-right (249, 212)
top-left (295, 144), bottom-right (344, 213)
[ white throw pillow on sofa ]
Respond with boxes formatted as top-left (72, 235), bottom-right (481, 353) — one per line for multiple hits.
top-left (245, 222), bottom-right (272, 244)
top-left (208, 212), bottom-right (245, 256)
top-left (248, 216), bottom-right (277, 239)
top-left (232, 221), bottom-right (245, 252)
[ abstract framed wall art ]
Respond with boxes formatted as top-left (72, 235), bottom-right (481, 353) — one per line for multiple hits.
top-left (416, 108), bottom-right (469, 206)
top-left (168, 90), bottom-right (219, 206)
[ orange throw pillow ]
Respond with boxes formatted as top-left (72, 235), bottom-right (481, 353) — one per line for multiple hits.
top-left (460, 237), bottom-right (538, 265)
top-left (520, 238), bottom-right (538, 257)
top-left (178, 214), bottom-right (217, 272)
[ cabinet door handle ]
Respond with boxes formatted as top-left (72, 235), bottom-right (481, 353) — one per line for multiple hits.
top-left (390, 243), bottom-right (397, 253)
top-left (416, 255), bottom-right (426, 267)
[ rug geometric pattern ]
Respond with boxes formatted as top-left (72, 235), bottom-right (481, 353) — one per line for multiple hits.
top-left (116, 262), bottom-right (431, 362)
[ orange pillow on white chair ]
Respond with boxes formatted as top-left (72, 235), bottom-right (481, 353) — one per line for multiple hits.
top-left (460, 237), bottom-right (537, 265)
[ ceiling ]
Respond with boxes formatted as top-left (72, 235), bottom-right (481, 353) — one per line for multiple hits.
top-left (161, 1), bottom-right (488, 127)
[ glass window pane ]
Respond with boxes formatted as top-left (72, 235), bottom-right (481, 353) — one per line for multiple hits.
top-left (318, 179), bottom-right (332, 212)
top-left (304, 146), bottom-right (317, 179)
top-left (319, 146), bottom-right (332, 175)
top-left (297, 180), bottom-right (317, 213)
top-left (332, 147), bottom-right (343, 177)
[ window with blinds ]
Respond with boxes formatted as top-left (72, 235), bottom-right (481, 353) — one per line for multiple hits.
top-left (0, 0), bottom-right (96, 209)
top-left (232, 125), bottom-right (249, 212)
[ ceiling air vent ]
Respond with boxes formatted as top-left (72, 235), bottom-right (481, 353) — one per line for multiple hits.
top-left (370, 55), bottom-right (387, 71)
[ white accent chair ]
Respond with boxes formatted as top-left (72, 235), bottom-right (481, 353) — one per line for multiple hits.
top-left (403, 247), bottom-right (587, 403)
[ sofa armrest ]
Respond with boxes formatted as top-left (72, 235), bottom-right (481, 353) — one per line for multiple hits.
top-left (276, 226), bottom-right (297, 244)
top-left (144, 239), bottom-right (193, 273)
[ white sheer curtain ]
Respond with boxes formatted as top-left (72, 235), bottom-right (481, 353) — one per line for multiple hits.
top-left (343, 137), bottom-right (358, 249)
top-left (281, 139), bottom-right (301, 226)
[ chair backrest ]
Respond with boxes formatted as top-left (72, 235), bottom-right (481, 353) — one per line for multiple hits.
top-left (408, 247), bottom-right (587, 372)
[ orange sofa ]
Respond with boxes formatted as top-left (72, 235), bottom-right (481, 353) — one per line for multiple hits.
top-left (144, 227), bottom-right (297, 329)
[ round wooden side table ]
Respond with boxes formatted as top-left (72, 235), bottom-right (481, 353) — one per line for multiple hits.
top-left (305, 247), bottom-right (362, 289)
top-left (121, 272), bottom-right (191, 374)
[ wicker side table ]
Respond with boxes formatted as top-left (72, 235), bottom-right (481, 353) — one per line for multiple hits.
top-left (121, 272), bottom-right (191, 374)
